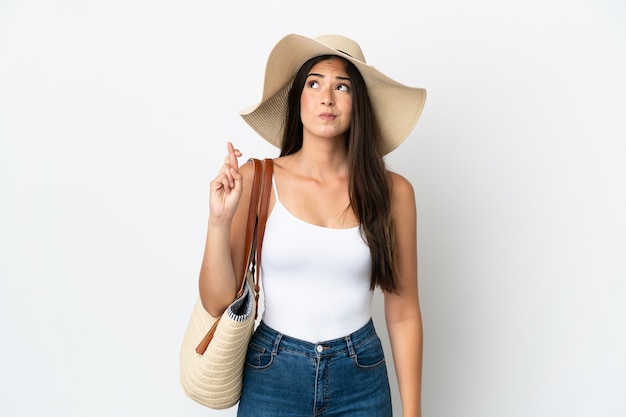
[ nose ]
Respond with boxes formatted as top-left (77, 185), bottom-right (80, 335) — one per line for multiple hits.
top-left (321, 88), bottom-right (334, 106)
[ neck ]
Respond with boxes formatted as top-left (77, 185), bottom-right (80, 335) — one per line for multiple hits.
top-left (290, 137), bottom-right (349, 180)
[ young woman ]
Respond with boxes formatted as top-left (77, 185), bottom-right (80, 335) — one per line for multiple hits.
top-left (199, 34), bottom-right (426, 416)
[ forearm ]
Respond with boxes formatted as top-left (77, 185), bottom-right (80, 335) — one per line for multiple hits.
top-left (198, 217), bottom-right (237, 316)
top-left (387, 314), bottom-right (423, 417)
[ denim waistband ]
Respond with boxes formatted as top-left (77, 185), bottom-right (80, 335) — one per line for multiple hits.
top-left (253, 319), bottom-right (378, 357)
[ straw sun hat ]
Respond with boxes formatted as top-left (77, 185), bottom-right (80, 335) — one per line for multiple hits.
top-left (240, 33), bottom-right (426, 155)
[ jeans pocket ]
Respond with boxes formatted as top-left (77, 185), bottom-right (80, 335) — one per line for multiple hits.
top-left (245, 342), bottom-right (275, 370)
top-left (352, 334), bottom-right (386, 370)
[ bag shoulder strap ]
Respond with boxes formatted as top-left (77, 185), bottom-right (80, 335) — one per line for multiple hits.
top-left (252, 159), bottom-right (273, 315)
top-left (255, 158), bottom-right (274, 278)
top-left (236, 158), bottom-right (263, 298)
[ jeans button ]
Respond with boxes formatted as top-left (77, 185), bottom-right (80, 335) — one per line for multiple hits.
top-left (316, 344), bottom-right (323, 353)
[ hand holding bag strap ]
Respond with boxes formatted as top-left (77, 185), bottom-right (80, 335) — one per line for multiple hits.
top-left (253, 158), bottom-right (274, 317)
top-left (194, 159), bottom-right (263, 354)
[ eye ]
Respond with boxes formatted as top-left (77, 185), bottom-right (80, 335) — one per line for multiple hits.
top-left (307, 80), bottom-right (319, 88)
top-left (336, 83), bottom-right (351, 92)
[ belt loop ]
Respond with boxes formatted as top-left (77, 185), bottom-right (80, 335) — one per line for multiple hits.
top-left (345, 334), bottom-right (356, 358)
top-left (272, 332), bottom-right (283, 355)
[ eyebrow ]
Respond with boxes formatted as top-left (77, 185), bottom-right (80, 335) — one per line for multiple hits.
top-left (307, 72), bottom-right (351, 81)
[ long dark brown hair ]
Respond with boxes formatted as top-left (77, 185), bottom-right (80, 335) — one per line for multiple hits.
top-left (280, 55), bottom-right (398, 292)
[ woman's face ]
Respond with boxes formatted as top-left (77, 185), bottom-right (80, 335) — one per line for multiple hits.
top-left (300, 57), bottom-right (353, 144)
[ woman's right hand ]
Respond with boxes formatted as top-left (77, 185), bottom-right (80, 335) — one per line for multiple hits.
top-left (208, 142), bottom-right (243, 223)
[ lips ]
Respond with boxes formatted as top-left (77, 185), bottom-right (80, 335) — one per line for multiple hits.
top-left (319, 113), bottom-right (336, 121)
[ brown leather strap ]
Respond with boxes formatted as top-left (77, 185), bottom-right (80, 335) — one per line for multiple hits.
top-left (253, 158), bottom-right (274, 317)
top-left (255, 159), bottom-right (274, 281)
top-left (236, 159), bottom-right (263, 297)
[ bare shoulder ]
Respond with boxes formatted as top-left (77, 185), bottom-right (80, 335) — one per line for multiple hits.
top-left (239, 158), bottom-right (256, 175)
top-left (269, 155), bottom-right (292, 173)
top-left (230, 157), bottom-right (268, 231)
top-left (387, 171), bottom-right (417, 232)
top-left (264, 155), bottom-right (294, 185)
top-left (239, 158), bottom-right (258, 188)
top-left (389, 171), bottom-right (416, 206)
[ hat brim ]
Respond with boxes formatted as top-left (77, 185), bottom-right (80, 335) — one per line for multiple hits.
top-left (240, 34), bottom-right (426, 155)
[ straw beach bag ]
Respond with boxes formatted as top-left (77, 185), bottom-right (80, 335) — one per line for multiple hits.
top-left (180, 158), bottom-right (273, 409)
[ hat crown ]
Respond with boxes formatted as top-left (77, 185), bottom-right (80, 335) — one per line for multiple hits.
top-left (315, 34), bottom-right (366, 63)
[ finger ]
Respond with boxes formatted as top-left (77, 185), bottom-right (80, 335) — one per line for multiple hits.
top-left (226, 142), bottom-right (242, 172)
top-left (218, 161), bottom-right (234, 189)
top-left (210, 176), bottom-right (226, 195)
top-left (229, 143), bottom-right (242, 157)
top-left (218, 172), bottom-right (233, 192)
top-left (230, 165), bottom-right (242, 190)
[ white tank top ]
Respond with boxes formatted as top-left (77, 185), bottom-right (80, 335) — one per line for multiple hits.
top-left (260, 177), bottom-right (373, 343)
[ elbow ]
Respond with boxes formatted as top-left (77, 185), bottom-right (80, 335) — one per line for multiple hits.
top-left (198, 273), bottom-right (237, 318)
top-left (200, 296), bottom-right (227, 318)
top-left (206, 306), bottom-right (226, 318)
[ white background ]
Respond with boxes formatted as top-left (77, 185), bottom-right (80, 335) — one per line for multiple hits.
top-left (1, 0), bottom-right (625, 416)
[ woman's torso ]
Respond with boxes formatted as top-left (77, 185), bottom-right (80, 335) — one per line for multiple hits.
top-left (260, 169), bottom-right (373, 343)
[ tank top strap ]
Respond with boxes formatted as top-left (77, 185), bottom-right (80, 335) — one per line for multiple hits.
top-left (271, 174), bottom-right (280, 203)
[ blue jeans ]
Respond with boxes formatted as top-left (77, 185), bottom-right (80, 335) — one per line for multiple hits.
top-left (237, 319), bottom-right (392, 416)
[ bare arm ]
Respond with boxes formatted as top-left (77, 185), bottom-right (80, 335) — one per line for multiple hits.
top-left (385, 172), bottom-right (423, 417)
top-left (198, 142), bottom-right (254, 317)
